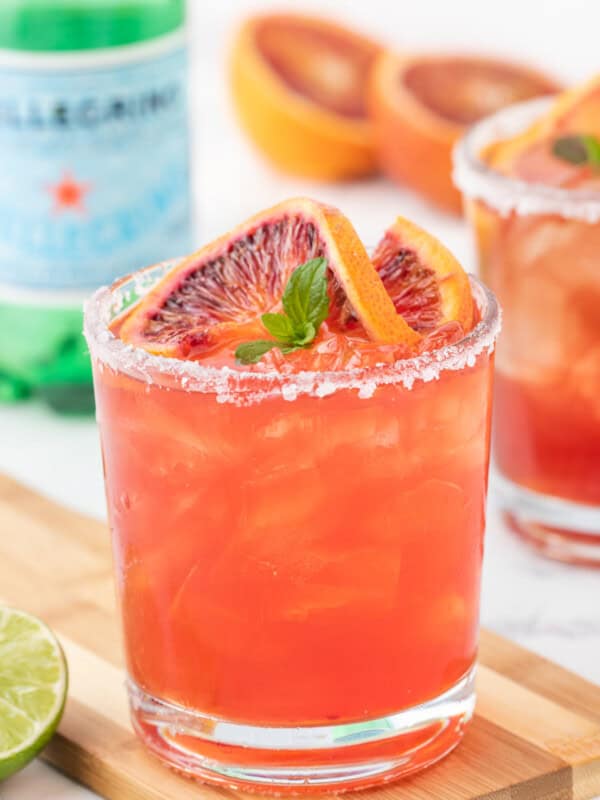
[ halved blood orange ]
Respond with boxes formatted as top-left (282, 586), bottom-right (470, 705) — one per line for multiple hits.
top-left (368, 52), bottom-right (560, 213)
top-left (118, 198), bottom-right (420, 364)
top-left (229, 14), bottom-right (381, 180)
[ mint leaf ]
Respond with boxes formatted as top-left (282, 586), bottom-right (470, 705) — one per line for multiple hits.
top-left (583, 134), bottom-right (600, 166)
top-left (261, 312), bottom-right (295, 342)
top-left (235, 340), bottom-right (280, 364)
top-left (552, 134), bottom-right (600, 167)
top-left (306, 268), bottom-right (330, 330)
top-left (552, 136), bottom-right (587, 164)
top-left (292, 321), bottom-right (316, 346)
top-left (282, 258), bottom-right (329, 331)
top-left (279, 344), bottom-right (302, 355)
top-left (235, 258), bottom-right (330, 364)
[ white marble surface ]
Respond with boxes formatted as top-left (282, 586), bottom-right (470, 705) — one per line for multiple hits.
top-left (2, 0), bottom-right (600, 797)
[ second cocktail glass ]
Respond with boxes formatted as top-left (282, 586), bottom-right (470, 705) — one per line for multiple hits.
top-left (455, 97), bottom-right (600, 564)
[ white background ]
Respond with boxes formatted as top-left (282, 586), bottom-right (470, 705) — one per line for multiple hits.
top-left (2, 0), bottom-right (600, 797)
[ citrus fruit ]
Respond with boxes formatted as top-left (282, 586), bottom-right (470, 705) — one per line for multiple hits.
top-left (0, 606), bottom-right (67, 781)
top-left (485, 75), bottom-right (600, 187)
top-left (373, 216), bottom-right (474, 334)
top-left (118, 197), bottom-right (420, 364)
top-left (336, 215), bottom-right (477, 358)
top-left (368, 52), bottom-right (560, 213)
top-left (229, 14), bottom-right (381, 180)
top-left (324, 214), bottom-right (474, 348)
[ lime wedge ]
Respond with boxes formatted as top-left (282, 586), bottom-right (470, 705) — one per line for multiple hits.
top-left (0, 606), bottom-right (67, 780)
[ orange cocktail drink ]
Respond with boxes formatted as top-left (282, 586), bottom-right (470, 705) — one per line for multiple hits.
top-left (455, 86), bottom-right (600, 564)
top-left (85, 200), bottom-right (499, 792)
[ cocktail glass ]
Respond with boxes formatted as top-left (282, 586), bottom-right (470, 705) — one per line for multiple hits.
top-left (455, 97), bottom-right (600, 565)
top-left (84, 262), bottom-right (499, 792)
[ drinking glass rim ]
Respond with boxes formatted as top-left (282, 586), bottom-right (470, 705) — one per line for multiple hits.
top-left (83, 263), bottom-right (500, 404)
top-left (453, 95), bottom-right (600, 221)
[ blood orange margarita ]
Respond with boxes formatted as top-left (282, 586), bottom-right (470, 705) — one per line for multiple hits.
top-left (455, 89), bottom-right (600, 564)
top-left (85, 202), bottom-right (499, 791)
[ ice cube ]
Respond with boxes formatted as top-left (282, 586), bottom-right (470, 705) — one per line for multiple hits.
top-left (498, 273), bottom-right (588, 385)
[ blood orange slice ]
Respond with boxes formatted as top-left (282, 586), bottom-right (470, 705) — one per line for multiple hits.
top-left (485, 75), bottom-right (600, 187)
top-left (330, 216), bottom-right (473, 339)
top-left (368, 52), bottom-right (560, 213)
top-left (278, 216), bottom-right (476, 369)
top-left (118, 198), bottom-right (420, 364)
top-left (229, 14), bottom-right (381, 180)
top-left (373, 217), bottom-right (474, 334)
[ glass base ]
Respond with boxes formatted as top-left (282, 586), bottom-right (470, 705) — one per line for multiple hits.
top-left (497, 475), bottom-right (600, 566)
top-left (127, 667), bottom-right (476, 794)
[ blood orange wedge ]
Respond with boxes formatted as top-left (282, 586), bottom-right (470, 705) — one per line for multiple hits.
top-left (373, 217), bottom-right (474, 336)
top-left (368, 52), bottom-right (560, 213)
top-left (326, 215), bottom-right (474, 346)
top-left (229, 14), bottom-right (381, 180)
top-left (314, 215), bottom-right (475, 369)
top-left (485, 74), bottom-right (600, 187)
top-left (118, 198), bottom-right (420, 367)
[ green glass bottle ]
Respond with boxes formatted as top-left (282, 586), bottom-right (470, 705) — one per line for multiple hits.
top-left (0, 0), bottom-right (191, 412)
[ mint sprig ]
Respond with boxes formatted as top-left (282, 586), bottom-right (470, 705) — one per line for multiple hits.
top-left (552, 134), bottom-right (600, 168)
top-left (235, 257), bottom-right (330, 365)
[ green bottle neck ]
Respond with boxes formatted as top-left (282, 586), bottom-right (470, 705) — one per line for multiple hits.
top-left (0, 0), bottom-right (186, 52)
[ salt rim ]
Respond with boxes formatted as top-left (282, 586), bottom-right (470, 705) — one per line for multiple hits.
top-left (453, 96), bottom-right (600, 223)
top-left (83, 268), bottom-right (500, 406)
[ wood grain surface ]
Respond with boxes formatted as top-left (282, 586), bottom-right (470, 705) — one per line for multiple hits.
top-left (1, 472), bottom-right (599, 800)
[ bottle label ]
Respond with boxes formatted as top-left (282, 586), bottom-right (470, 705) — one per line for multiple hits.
top-left (0, 34), bottom-right (192, 293)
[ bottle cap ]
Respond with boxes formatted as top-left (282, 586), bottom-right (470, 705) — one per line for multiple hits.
top-left (0, 0), bottom-right (185, 52)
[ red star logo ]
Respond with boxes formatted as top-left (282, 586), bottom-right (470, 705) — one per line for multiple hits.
top-left (47, 172), bottom-right (91, 214)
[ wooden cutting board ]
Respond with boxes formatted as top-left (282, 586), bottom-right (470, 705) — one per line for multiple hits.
top-left (1, 471), bottom-right (599, 800)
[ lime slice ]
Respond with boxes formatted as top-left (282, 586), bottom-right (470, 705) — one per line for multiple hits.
top-left (0, 606), bottom-right (67, 780)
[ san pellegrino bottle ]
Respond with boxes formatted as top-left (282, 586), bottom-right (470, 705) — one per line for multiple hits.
top-left (0, 0), bottom-right (191, 412)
